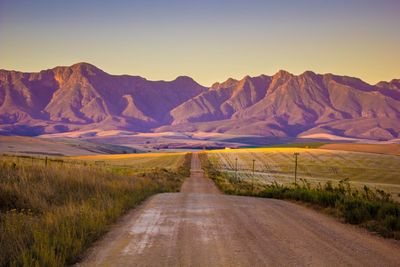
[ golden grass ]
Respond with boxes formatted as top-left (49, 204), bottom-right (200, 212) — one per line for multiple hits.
top-left (208, 147), bottom-right (308, 153)
top-left (0, 153), bottom-right (191, 266)
top-left (319, 143), bottom-right (400, 156)
top-left (69, 152), bottom-right (187, 171)
top-left (206, 147), bottom-right (400, 200)
top-left (71, 152), bottom-right (186, 160)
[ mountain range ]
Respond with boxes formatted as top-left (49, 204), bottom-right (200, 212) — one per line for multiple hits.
top-left (0, 63), bottom-right (399, 140)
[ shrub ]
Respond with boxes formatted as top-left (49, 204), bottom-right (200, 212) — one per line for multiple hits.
top-left (337, 198), bottom-right (371, 224)
top-left (200, 152), bottom-right (400, 240)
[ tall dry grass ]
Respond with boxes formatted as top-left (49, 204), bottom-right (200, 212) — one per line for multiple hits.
top-left (0, 153), bottom-right (191, 266)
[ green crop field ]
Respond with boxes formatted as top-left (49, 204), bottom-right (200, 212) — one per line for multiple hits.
top-left (206, 148), bottom-right (400, 200)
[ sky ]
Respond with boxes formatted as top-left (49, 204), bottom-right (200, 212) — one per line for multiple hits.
top-left (0, 0), bottom-right (399, 86)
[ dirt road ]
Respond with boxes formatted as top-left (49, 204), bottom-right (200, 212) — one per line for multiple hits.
top-left (79, 153), bottom-right (400, 266)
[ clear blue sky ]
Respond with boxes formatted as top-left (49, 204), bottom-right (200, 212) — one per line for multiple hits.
top-left (1, 0), bottom-right (399, 86)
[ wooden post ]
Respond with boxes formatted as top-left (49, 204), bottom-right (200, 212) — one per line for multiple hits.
top-left (45, 156), bottom-right (48, 167)
top-left (294, 152), bottom-right (299, 186)
top-left (235, 158), bottom-right (238, 182)
top-left (252, 159), bottom-right (255, 192)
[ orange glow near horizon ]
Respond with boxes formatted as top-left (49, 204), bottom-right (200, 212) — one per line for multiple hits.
top-left (0, 0), bottom-right (399, 86)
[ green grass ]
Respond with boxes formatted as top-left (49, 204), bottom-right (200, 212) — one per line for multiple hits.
top-left (0, 153), bottom-right (191, 267)
top-left (200, 152), bottom-right (400, 240)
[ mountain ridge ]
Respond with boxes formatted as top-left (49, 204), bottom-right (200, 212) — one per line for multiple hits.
top-left (0, 63), bottom-right (399, 140)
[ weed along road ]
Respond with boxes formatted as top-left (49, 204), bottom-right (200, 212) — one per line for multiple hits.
top-left (79, 154), bottom-right (400, 266)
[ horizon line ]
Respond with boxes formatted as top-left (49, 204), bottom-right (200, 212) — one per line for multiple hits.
top-left (1, 61), bottom-right (398, 87)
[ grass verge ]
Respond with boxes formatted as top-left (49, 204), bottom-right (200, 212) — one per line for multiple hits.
top-left (199, 152), bottom-right (400, 240)
top-left (0, 153), bottom-right (191, 267)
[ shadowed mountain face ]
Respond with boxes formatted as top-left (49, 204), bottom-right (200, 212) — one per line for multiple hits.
top-left (0, 63), bottom-right (207, 134)
top-left (1, 63), bottom-right (399, 140)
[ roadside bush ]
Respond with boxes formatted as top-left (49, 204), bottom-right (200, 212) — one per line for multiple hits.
top-left (200, 152), bottom-right (400, 240)
top-left (337, 197), bottom-right (371, 224)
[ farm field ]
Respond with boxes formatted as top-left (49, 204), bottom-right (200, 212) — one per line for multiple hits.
top-left (0, 136), bottom-right (139, 156)
top-left (69, 152), bottom-right (187, 171)
top-left (206, 147), bottom-right (400, 201)
top-left (319, 143), bottom-right (400, 156)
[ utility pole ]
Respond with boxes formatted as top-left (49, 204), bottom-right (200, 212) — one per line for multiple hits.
top-left (235, 158), bottom-right (238, 182)
top-left (294, 152), bottom-right (299, 186)
top-left (252, 159), bottom-right (256, 192)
